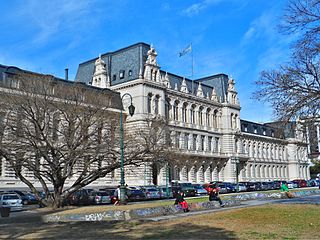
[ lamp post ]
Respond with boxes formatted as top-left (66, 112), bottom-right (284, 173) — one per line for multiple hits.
top-left (166, 162), bottom-right (170, 198)
top-left (119, 93), bottom-right (135, 204)
top-left (231, 156), bottom-right (240, 192)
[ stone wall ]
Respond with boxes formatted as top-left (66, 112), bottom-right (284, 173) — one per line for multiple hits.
top-left (43, 189), bottom-right (320, 223)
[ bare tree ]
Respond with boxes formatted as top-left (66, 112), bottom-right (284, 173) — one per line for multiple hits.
top-left (0, 71), bottom-right (172, 208)
top-left (255, 0), bottom-right (320, 121)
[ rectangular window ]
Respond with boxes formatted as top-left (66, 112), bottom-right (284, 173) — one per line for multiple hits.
top-left (215, 137), bottom-right (219, 152)
top-left (184, 134), bottom-right (189, 150)
top-left (208, 136), bottom-right (212, 152)
top-left (201, 136), bottom-right (205, 151)
top-left (119, 70), bottom-right (125, 79)
top-left (193, 135), bottom-right (197, 150)
top-left (176, 132), bottom-right (180, 148)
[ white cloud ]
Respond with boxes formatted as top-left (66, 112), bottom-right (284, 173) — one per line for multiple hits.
top-left (182, 0), bottom-right (223, 17)
top-left (241, 11), bottom-right (277, 45)
top-left (16, 0), bottom-right (96, 44)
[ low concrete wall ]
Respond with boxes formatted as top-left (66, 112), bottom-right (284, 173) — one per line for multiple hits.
top-left (43, 189), bottom-right (320, 223)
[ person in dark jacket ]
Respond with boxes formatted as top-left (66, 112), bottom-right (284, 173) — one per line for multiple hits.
top-left (174, 191), bottom-right (189, 212)
top-left (208, 184), bottom-right (225, 207)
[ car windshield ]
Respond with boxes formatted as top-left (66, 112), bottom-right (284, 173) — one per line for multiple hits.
top-left (181, 183), bottom-right (192, 187)
top-left (96, 192), bottom-right (108, 196)
top-left (147, 189), bottom-right (157, 192)
top-left (3, 195), bottom-right (19, 200)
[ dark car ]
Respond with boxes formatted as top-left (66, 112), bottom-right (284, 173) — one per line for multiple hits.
top-left (271, 181), bottom-right (282, 190)
top-left (171, 181), bottom-right (196, 197)
top-left (224, 182), bottom-right (236, 193)
top-left (292, 179), bottom-right (307, 188)
top-left (240, 182), bottom-right (257, 191)
top-left (67, 189), bottom-right (92, 206)
top-left (259, 182), bottom-right (269, 191)
top-left (8, 190), bottom-right (38, 205)
top-left (127, 189), bottom-right (146, 202)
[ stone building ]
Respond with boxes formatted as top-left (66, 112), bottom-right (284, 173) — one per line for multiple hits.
top-left (0, 64), bottom-right (123, 188)
top-left (75, 42), bottom-right (310, 185)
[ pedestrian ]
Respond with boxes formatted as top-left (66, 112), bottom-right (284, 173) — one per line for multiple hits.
top-left (174, 191), bottom-right (190, 212)
top-left (113, 185), bottom-right (121, 205)
top-left (208, 184), bottom-right (225, 207)
top-left (280, 182), bottom-right (294, 198)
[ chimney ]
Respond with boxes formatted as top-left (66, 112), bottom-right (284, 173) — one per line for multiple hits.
top-left (65, 68), bottom-right (69, 81)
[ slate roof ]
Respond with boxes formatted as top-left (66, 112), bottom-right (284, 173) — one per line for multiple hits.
top-left (0, 64), bottom-right (123, 110)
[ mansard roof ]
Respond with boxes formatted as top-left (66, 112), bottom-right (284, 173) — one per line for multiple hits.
top-left (0, 64), bottom-right (123, 110)
top-left (75, 42), bottom-right (230, 102)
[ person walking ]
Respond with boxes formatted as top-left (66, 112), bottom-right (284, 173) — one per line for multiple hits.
top-left (113, 186), bottom-right (121, 205)
top-left (280, 182), bottom-right (294, 198)
top-left (174, 191), bottom-right (190, 212)
top-left (208, 184), bottom-right (225, 207)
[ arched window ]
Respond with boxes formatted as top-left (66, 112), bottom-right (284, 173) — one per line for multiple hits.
top-left (173, 100), bottom-right (179, 121)
top-left (165, 99), bottom-right (170, 120)
top-left (199, 106), bottom-right (204, 125)
top-left (213, 110), bottom-right (218, 128)
top-left (206, 108), bottom-right (211, 127)
top-left (230, 113), bottom-right (234, 129)
top-left (182, 103), bottom-right (187, 122)
top-left (147, 93), bottom-right (152, 114)
top-left (154, 95), bottom-right (160, 114)
top-left (190, 104), bottom-right (196, 124)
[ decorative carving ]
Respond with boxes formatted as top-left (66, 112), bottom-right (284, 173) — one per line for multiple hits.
top-left (180, 78), bottom-right (189, 93)
top-left (92, 54), bottom-right (108, 88)
top-left (196, 82), bottom-right (204, 97)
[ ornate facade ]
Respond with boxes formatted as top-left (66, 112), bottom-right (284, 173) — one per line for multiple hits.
top-left (76, 43), bottom-right (310, 185)
top-left (0, 42), bottom-right (311, 189)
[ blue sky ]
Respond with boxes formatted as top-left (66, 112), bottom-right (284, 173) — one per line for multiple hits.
top-left (0, 0), bottom-right (293, 123)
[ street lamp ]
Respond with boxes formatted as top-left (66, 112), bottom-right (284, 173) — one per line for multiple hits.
top-left (119, 93), bottom-right (135, 204)
top-left (231, 156), bottom-right (240, 192)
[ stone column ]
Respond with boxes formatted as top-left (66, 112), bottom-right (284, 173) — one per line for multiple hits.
top-left (204, 164), bottom-right (212, 182)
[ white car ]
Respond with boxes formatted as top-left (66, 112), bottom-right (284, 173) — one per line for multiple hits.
top-left (286, 181), bottom-right (295, 189)
top-left (0, 193), bottom-right (23, 211)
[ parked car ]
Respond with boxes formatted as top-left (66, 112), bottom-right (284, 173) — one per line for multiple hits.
top-left (0, 193), bottom-right (23, 211)
top-left (7, 190), bottom-right (38, 205)
top-left (67, 189), bottom-right (92, 206)
top-left (260, 182), bottom-right (270, 191)
top-left (171, 181), bottom-right (196, 197)
top-left (292, 179), bottom-right (307, 188)
top-left (286, 181), bottom-right (296, 189)
top-left (224, 182), bottom-right (236, 193)
top-left (192, 184), bottom-right (208, 196)
top-left (127, 189), bottom-right (146, 202)
top-left (271, 181), bottom-right (282, 190)
top-left (240, 182), bottom-right (256, 191)
top-left (158, 186), bottom-right (173, 199)
top-left (307, 179), bottom-right (319, 187)
top-left (237, 183), bottom-right (247, 192)
top-left (215, 183), bottom-right (229, 194)
top-left (90, 191), bottom-right (111, 205)
top-left (141, 187), bottom-right (161, 199)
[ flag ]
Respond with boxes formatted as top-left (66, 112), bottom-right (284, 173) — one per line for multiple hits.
top-left (179, 44), bottom-right (192, 57)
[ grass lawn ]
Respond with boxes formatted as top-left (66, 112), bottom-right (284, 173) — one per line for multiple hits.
top-left (49, 189), bottom-right (297, 215)
top-left (1, 204), bottom-right (319, 239)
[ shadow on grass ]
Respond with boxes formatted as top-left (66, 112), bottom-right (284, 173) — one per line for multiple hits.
top-left (0, 220), bottom-right (237, 239)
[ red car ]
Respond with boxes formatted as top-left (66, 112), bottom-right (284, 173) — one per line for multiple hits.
top-left (292, 179), bottom-right (307, 188)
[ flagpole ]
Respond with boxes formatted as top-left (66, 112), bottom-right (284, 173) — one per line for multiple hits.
top-left (191, 43), bottom-right (194, 94)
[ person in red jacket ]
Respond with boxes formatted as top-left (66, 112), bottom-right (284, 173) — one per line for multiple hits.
top-left (208, 184), bottom-right (225, 207)
top-left (174, 191), bottom-right (190, 212)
